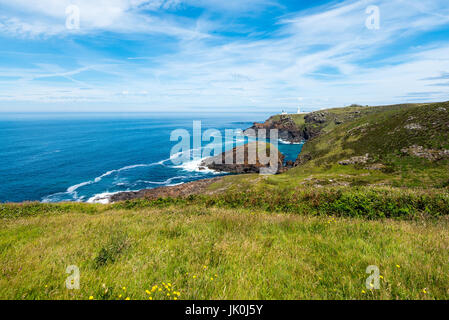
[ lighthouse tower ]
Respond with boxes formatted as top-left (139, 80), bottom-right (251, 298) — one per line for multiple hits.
top-left (297, 107), bottom-right (301, 114)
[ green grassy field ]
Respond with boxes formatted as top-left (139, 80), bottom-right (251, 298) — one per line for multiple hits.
top-left (1, 204), bottom-right (448, 300)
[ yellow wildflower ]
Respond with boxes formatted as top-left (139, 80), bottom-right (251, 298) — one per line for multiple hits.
top-left (174, 297), bottom-right (178, 300)
top-left (89, 296), bottom-right (94, 300)
top-left (122, 287), bottom-right (126, 291)
top-left (149, 297), bottom-right (153, 300)
top-left (125, 297), bottom-right (130, 300)
top-left (118, 294), bottom-right (122, 298)
top-left (146, 290), bottom-right (151, 295)
top-left (362, 290), bottom-right (366, 294)
top-left (396, 265), bottom-right (400, 268)
top-left (422, 288), bottom-right (427, 294)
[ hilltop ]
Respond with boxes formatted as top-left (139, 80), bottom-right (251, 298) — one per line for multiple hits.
top-left (244, 103), bottom-right (428, 142)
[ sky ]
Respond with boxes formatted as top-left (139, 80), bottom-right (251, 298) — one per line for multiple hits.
top-left (0, 0), bottom-right (449, 113)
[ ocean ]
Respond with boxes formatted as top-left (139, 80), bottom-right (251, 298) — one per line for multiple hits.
top-left (0, 113), bottom-right (304, 203)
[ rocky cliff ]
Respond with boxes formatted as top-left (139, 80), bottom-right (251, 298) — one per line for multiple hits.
top-left (244, 115), bottom-right (308, 142)
top-left (243, 108), bottom-right (383, 144)
top-left (200, 141), bottom-right (285, 174)
top-left (243, 112), bottom-right (337, 143)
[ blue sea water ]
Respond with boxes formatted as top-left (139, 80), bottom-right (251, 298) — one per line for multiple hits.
top-left (0, 113), bottom-right (303, 203)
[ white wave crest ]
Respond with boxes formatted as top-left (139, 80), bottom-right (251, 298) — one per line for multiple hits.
top-left (67, 181), bottom-right (93, 193)
top-left (137, 176), bottom-right (188, 185)
top-left (87, 192), bottom-right (118, 204)
top-left (43, 161), bottom-right (165, 203)
top-left (278, 138), bottom-right (303, 145)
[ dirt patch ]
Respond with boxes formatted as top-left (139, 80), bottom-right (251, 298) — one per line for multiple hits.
top-left (109, 177), bottom-right (224, 202)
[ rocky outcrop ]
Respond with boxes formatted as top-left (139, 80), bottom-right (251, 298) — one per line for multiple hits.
top-left (294, 153), bottom-right (312, 166)
top-left (404, 123), bottom-right (424, 130)
top-left (109, 177), bottom-right (223, 202)
top-left (364, 163), bottom-right (386, 170)
top-left (401, 145), bottom-right (449, 161)
top-left (200, 142), bottom-right (284, 174)
top-left (244, 115), bottom-right (305, 143)
top-left (338, 154), bottom-right (370, 165)
top-left (244, 109), bottom-right (367, 145)
top-left (304, 112), bottom-right (329, 124)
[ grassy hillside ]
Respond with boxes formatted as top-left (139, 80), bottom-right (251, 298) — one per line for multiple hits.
top-left (1, 204), bottom-right (448, 300)
top-left (294, 101), bottom-right (449, 188)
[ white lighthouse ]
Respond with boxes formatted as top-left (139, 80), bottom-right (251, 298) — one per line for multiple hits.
top-left (297, 107), bottom-right (301, 114)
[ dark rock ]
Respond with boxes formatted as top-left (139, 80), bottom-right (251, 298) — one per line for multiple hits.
top-left (294, 153), bottom-right (312, 166)
top-left (285, 160), bottom-right (295, 168)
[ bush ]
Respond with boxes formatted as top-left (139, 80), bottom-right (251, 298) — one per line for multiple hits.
top-left (94, 232), bottom-right (130, 268)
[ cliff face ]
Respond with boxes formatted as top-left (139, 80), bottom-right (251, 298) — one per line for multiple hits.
top-left (244, 115), bottom-right (308, 143)
top-left (200, 142), bottom-right (285, 174)
top-left (243, 112), bottom-right (335, 143)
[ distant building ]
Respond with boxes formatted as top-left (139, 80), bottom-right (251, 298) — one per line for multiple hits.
top-left (281, 107), bottom-right (308, 115)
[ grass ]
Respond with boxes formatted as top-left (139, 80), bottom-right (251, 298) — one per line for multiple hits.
top-left (0, 205), bottom-right (448, 300)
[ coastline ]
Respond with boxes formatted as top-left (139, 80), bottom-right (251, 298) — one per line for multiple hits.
top-left (105, 138), bottom-right (298, 203)
top-left (35, 115), bottom-right (306, 205)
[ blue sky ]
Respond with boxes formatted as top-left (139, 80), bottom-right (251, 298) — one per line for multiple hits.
top-left (0, 0), bottom-right (449, 112)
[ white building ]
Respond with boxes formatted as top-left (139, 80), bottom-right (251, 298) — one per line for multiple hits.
top-left (296, 107), bottom-right (308, 114)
